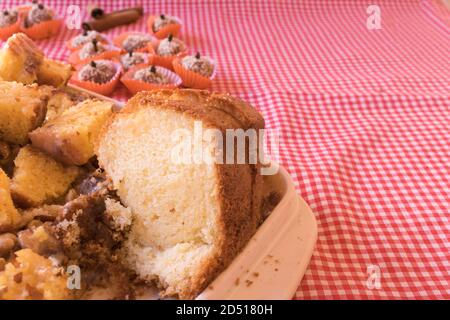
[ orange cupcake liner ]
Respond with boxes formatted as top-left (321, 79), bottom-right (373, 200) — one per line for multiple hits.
top-left (0, 18), bottom-right (21, 41)
top-left (147, 15), bottom-right (182, 39)
top-left (20, 13), bottom-right (63, 40)
top-left (172, 57), bottom-right (216, 89)
top-left (121, 65), bottom-right (182, 95)
top-left (112, 31), bottom-right (156, 53)
top-left (16, 5), bottom-right (32, 13)
top-left (68, 45), bottom-right (122, 66)
top-left (69, 61), bottom-right (122, 96)
top-left (66, 34), bottom-right (110, 52)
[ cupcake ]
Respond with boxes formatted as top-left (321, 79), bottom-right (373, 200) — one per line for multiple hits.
top-left (147, 14), bottom-right (181, 39)
top-left (119, 51), bottom-right (149, 71)
top-left (149, 34), bottom-right (187, 70)
top-left (121, 65), bottom-right (181, 95)
top-left (20, 2), bottom-right (62, 40)
top-left (0, 9), bottom-right (20, 40)
top-left (68, 30), bottom-right (109, 51)
top-left (173, 52), bottom-right (216, 89)
top-left (68, 39), bottom-right (121, 65)
top-left (114, 32), bottom-right (154, 53)
top-left (70, 60), bottom-right (122, 96)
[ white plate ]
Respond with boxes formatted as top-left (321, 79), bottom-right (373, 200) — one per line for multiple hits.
top-left (69, 85), bottom-right (318, 300)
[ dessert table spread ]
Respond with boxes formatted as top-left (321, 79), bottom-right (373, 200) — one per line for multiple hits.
top-left (2, 0), bottom-right (449, 299)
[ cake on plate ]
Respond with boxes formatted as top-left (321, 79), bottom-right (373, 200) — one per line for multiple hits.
top-left (96, 89), bottom-right (265, 299)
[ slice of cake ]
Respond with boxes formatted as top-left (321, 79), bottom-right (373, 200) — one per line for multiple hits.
top-left (44, 90), bottom-right (77, 122)
top-left (0, 81), bottom-right (49, 145)
top-left (0, 33), bottom-right (44, 84)
top-left (29, 99), bottom-right (114, 166)
top-left (96, 89), bottom-right (265, 299)
top-left (0, 33), bottom-right (72, 87)
top-left (10, 145), bottom-right (81, 208)
top-left (37, 57), bottom-right (73, 88)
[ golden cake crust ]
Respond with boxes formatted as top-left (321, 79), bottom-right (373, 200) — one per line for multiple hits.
top-left (97, 89), bottom-right (264, 299)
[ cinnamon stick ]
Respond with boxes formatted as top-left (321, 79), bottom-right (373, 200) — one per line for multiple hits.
top-left (82, 7), bottom-right (144, 32)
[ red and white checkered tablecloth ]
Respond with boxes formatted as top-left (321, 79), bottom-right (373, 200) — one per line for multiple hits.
top-left (2, 0), bottom-right (449, 299)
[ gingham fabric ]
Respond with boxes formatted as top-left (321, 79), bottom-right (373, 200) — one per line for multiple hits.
top-left (2, 0), bottom-right (449, 299)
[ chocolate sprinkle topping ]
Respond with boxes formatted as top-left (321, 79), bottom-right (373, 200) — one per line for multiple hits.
top-left (168, 34), bottom-right (173, 42)
top-left (90, 61), bottom-right (97, 68)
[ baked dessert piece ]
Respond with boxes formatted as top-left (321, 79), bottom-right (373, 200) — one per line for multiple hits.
top-left (0, 169), bottom-right (22, 233)
top-left (44, 91), bottom-right (76, 122)
top-left (0, 80), bottom-right (49, 145)
top-left (0, 249), bottom-right (69, 300)
top-left (0, 33), bottom-right (44, 84)
top-left (36, 57), bottom-right (73, 88)
top-left (0, 168), bottom-right (136, 300)
top-left (96, 89), bottom-right (265, 299)
top-left (10, 145), bottom-right (81, 208)
top-left (30, 99), bottom-right (114, 166)
top-left (0, 140), bottom-right (20, 177)
top-left (0, 33), bottom-right (72, 87)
